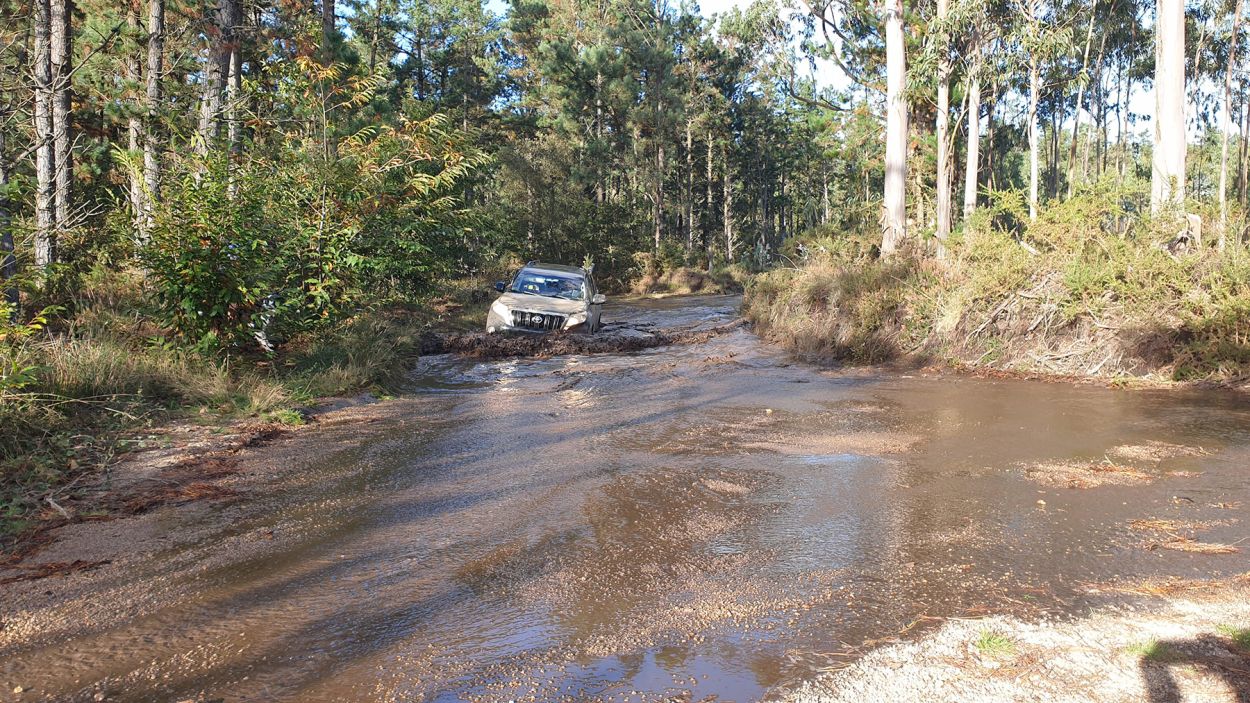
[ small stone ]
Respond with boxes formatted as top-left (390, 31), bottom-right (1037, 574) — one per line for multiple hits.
top-left (1036, 499), bottom-right (1046, 506)
top-left (764, 408), bottom-right (773, 414)
top-left (13, 686), bottom-right (24, 694)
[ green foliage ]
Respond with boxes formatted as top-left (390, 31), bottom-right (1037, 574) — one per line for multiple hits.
top-left (974, 630), bottom-right (1017, 657)
top-left (141, 64), bottom-right (486, 348)
top-left (142, 160), bottom-right (284, 347)
top-left (1217, 624), bottom-right (1250, 650)
top-left (1125, 640), bottom-right (1173, 661)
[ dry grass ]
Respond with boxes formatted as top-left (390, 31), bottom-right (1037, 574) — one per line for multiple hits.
top-left (1082, 572), bottom-right (1250, 597)
top-left (1109, 440), bottom-right (1211, 463)
top-left (744, 201), bottom-right (1250, 383)
top-left (1156, 537), bottom-right (1241, 554)
top-left (1020, 460), bottom-right (1155, 488)
top-left (1128, 518), bottom-right (1221, 533)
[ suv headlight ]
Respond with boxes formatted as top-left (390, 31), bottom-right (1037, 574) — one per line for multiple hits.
top-left (565, 312), bottom-right (587, 328)
top-left (490, 300), bottom-right (510, 319)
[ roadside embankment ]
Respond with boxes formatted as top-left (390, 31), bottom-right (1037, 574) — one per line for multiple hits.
top-left (784, 573), bottom-right (1250, 703)
top-left (745, 202), bottom-right (1250, 387)
top-left (0, 272), bottom-right (491, 548)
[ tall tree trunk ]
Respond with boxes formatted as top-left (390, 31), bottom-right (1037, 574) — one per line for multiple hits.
top-left (34, 0), bottom-right (56, 267)
top-left (822, 166), bottom-right (830, 224)
top-left (197, 0), bottom-right (233, 155)
top-left (0, 120), bottom-right (17, 314)
top-left (1027, 0), bottom-right (1040, 221)
top-left (226, 28), bottom-right (242, 161)
top-left (1066, 1), bottom-right (1097, 198)
top-left (127, 0), bottom-right (145, 238)
top-left (415, 38), bottom-right (426, 100)
top-left (986, 77), bottom-right (997, 190)
top-left (1235, 85), bottom-right (1245, 206)
top-left (322, 0), bottom-right (336, 60)
top-left (964, 34), bottom-right (983, 220)
top-left (1152, 0), bottom-right (1187, 213)
top-left (143, 0), bottom-right (164, 233)
top-left (595, 71), bottom-right (604, 203)
top-left (653, 143), bottom-right (664, 252)
top-left (685, 118), bottom-right (694, 252)
top-left (706, 133), bottom-right (714, 269)
top-left (1116, 49), bottom-right (1127, 178)
top-left (368, 0), bottom-right (383, 72)
top-left (934, 0), bottom-right (952, 257)
top-left (723, 143), bottom-right (733, 261)
top-left (881, 0), bottom-right (907, 254)
top-left (1048, 109), bottom-right (1060, 197)
top-left (51, 0), bottom-right (72, 233)
top-left (1219, 0), bottom-right (1244, 249)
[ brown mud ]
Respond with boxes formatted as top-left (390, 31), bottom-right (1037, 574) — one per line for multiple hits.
top-left (421, 318), bottom-right (746, 359)
top-left (1, 295), bottom-right (1249, 703)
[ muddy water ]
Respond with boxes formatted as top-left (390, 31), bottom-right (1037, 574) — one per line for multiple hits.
top-left (4, 295), bottom-right (1250, 703)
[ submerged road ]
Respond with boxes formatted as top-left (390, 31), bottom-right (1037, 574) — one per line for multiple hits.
top-left (3, 295), bottom-right (1250, 702)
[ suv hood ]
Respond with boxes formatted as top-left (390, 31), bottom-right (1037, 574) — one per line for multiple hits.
top-left (495, 292), bottom-right (588, 314)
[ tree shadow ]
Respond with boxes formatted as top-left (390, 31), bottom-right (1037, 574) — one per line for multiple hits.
top-left (1139, 634), bottom-right (1250, 703)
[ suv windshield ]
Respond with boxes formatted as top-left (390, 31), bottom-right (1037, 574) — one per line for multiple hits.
top-left (509, 271), bottom-right (586, 301)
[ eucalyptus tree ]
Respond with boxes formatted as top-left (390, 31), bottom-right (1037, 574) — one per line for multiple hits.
top-left (1218, 0), bottom-right (1244, 247)
top-left (1154, 0), bottom-right (1187, 212)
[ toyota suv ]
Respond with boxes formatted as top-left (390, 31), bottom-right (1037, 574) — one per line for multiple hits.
top-left (485, 263), bottom-right (605, 334)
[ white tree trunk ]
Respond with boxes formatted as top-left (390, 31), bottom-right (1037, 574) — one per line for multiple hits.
top-left (963, 37), bottom-right (982, 220)
top-left (935, 0), bottom-right (952, 257)
top-left (1027, 0), bottom-right (1040, 221)
top-left (723, 143), bottom-right (734, 260)
top-left (143, 0), bottom-right (164, 232)
top-left (33, 0), bottom-right (56, 267)
top-left (127, 2), bottom-right (144, 238)
top-left (881, 0), bottom-right (908, 254)
top-left (197, 0), bottom-right (235, 155)
top-left (1152, 0), bottom-right (1187, 213)
top-left (51, 0), bottom-right (73, 232)
top-left (706, 133), bottom-right (714, 269)
top-left (1067, 2), bottom-right (1097, 198)
top-left (1219, 0), bottom-right (1244, 248)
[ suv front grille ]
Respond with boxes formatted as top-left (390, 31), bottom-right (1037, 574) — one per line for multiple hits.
top-left (511, 310), bottom-right (566, 331)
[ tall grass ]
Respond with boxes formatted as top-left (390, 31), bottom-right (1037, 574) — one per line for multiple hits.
top-left (745, 191), bottom-right (1250, 382)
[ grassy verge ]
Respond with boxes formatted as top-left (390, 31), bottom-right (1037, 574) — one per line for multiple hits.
top-left (0, 272), bottom-right (491, 544)
top-left (745, 193), bottom-right (1250, 385)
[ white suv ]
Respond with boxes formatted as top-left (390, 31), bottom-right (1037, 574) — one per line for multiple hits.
top-left (485, 263), bottom-right (605, 334)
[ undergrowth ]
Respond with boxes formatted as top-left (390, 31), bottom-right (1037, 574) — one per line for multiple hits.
top-left (745, 188), bottom-right (1250, 383)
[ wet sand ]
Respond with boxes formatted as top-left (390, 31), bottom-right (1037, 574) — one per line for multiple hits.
top-left (2, 295), bottom-right (1249, 702)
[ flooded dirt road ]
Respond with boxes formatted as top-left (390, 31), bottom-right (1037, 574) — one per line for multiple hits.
top-left (3, 295), bottom-right (1250, 702)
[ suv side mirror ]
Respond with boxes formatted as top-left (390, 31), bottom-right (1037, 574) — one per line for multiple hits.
top-left (494, 281), bottom-right (507, 293)
top-left (591, 293), bottom-right (606, 305)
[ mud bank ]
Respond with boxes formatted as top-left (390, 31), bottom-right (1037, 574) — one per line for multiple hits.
top-left (785, 574), bottom-right (1250, 703)
top-left (421, 318), bottom-right (745, 359)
